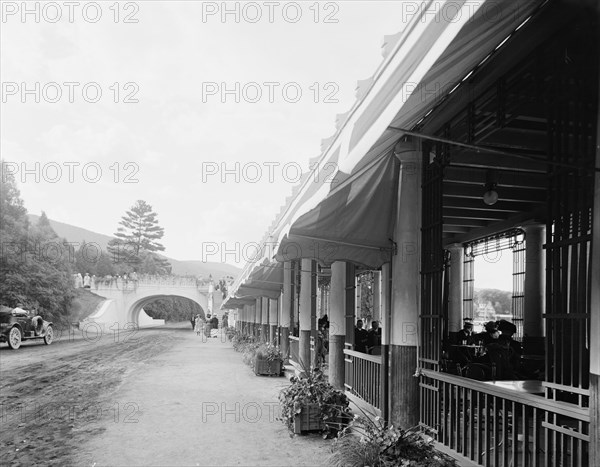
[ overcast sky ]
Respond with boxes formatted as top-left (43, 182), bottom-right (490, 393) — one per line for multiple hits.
top-left (1, 1), bottom-right (417, 267)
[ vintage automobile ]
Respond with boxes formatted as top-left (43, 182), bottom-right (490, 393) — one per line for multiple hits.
top-left (0, 305), bottom-right (54, 350)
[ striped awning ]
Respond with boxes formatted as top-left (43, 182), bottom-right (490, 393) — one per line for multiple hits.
top-left (226, 0), bottom-right (543, 299)
top-left (271, 0), bottom-right (542, 266)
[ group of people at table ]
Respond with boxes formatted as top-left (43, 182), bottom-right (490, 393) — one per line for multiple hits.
top-left (354, 319), bottom-right (382, 355)
top-left (447, 318), bottom-right (527, 381)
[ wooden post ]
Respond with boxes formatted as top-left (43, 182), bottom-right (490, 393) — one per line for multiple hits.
top-left (280, 261), bottom-right (292, 362)
top-left (373, 271), bottom-right (381, 323)
top-left (329, 261), bottom-right (350, 389)
top-left (447, 243), bottom-right (463, 334)
top-left (344, 264), bottom-right (356, 349)
top-left (299, 259), bottom-right (316, 369)
top-left (261, 296), bottom-right (269, 342)
top-left (380, 262), bottom-right (391, 423)
top-left (389, 141), bottom-right (421, 429)
top-left (523, 224), bottom-right (545, 337)
top-left (589, 55), bottom-right (600, 466)
top-left (269, 298), bottom-right (278, 343)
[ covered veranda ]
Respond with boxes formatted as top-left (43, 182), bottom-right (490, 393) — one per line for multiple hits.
top-left (223, 1), bottom-right (600, 465)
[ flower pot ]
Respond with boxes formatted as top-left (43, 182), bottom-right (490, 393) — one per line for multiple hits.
top-left (324, 410), bottom-right (352, 433)
top-left (293, 403), bottom-right (323, 434)
top-left (254, 357), bottom-right (283, 376)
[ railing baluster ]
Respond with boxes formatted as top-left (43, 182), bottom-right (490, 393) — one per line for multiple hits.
top-left (502, 398), bottom-right (509, 466)
top-left (511, 401), bottom-right (518, 467)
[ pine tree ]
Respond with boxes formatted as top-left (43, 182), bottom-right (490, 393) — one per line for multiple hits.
top-left (108, 200), bottom-right (170, 273)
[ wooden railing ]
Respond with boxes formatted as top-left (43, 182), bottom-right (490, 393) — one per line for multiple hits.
top-left (420, 369), bottom-right (590, 467)
top-left (344, 349), bottom-right (381, 410)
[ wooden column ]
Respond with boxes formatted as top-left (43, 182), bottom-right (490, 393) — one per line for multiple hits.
top-left (254, 298), bottom-right (261, 340)
top-left (280, 261), bottom-right (292, 362)
top-left (329, 261), bottom-right (351, 389)
top-left (261, 296), bottom-right (269, 342)
top-left (251, 302), bottom-right (257, 338)
top-left (447, 243), bottom-right (463, 334)
top-left (589, 67), bottom-right (600, 467)
top-left (372, 271), bottom-right (381, 323)
top-left (269, 298), bottom-right (278, 343)
top-left (523, 224), bottom-right (545, 337)
top-left (389, 142), bottom-right (421, 429)
top-left (355, 276), bottom-right (362, 323)
top-left (380, 262), bottom-right (391, 422)
top-left (299, 259), bottom-right (316, 369)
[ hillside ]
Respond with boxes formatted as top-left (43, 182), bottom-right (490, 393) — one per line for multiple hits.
top-left (27, 214), bottom-right (241, 279)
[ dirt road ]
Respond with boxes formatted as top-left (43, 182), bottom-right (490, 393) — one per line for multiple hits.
top-left (0, 323), bottom-right (329, 466)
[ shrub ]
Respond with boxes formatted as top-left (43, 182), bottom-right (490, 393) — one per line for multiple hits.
top-left (328, 414), bottom-right (457, 467)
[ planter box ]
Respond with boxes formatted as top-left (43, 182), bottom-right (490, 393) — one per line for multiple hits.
top-left (254, 358), bottom-right (283, 376)
top-left (324, 410), bottom-right (352, 433)
top-left (293, 403), bottom-right (323, 434)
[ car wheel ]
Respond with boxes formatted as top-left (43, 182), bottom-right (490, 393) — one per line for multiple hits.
top-left (44, 326), bottom-right (54, 345)
top-left (7, 327), bottom-right (22, 350)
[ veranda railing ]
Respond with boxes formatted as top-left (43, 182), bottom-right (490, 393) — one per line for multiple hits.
top-left (420, 369), bottom-right (589, 467)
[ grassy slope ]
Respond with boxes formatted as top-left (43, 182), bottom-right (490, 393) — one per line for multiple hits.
top-left (67, 288), bottom-right (107, 322)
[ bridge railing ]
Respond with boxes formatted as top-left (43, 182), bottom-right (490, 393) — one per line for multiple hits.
top-left (93, 275), bottom-right (209, 290)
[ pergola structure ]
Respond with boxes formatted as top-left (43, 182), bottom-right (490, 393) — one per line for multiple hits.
top-left (223, 1), bottom-right (600, 465)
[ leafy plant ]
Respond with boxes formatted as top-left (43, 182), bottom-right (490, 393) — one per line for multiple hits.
top-left (232, 332), bottom-right (256, 352)
top-left (328, 412), bottom-right (457, 467)
top-left (255, 342), bottom-right (283, 362)
top-left (225, 326), bottom-right (237, 341)
top-left (242, 341), bottom-right (260, 367)
top-left (279, 365), bottom-right (351, 438)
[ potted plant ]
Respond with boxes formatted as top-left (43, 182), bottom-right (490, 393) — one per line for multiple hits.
top-left (225, 326), bottom-right (237, 341)
top-left (328, 413), bottom-right (457, 467)
top-left (254, 342), bottom-right (284, 376)
top-left (232, 332), bottom-right (255, 352)
top-left (279, 366), bottom-right (351, 437)
top-left (242, 341), bottom-right (260, 367)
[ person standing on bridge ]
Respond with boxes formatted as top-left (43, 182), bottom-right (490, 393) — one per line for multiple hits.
top-left (130, 270), bottom-right (138, 290)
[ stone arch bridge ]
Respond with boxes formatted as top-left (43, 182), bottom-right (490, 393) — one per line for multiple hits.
top-left (83, 277), bottom-right (218, 330)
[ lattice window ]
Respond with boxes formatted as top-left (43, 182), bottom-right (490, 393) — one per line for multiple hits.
top-left (463, 228), bottom-right (526, 337)
top-left (462, 253), bottom-right (474, 320)
top-left (512, 241), bottom-right (525, 338)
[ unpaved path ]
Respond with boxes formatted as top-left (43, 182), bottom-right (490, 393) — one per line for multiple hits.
top-left (1, 323), bottom-right (329, 466)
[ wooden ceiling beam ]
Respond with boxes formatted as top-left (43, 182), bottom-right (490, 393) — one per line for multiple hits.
top-left (443, 217), bottom-right (489, 228)
top-left (443, 208), bottom-right (508, 222)
top-left (443, 183), bottom-right (546, 203)
top-left (443, 166), bottom-right (547, 189)
top-left (448, 150), bottom-right (546, 173)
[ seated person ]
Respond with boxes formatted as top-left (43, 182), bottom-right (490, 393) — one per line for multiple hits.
top-left (448, 320), bottom-right (477, 367)
top-left (472, 321), bottom-right (500, 347)
top-left (354, 320), bottom-right (368, 353)
top-left (366, 321), bottom-right (382, 354)
top-left (497, 319), bottom-right (523, 370)
top-left (486, 334), bottom-right (516, 380)
top-left (456, 318), bottom-right (474, 344)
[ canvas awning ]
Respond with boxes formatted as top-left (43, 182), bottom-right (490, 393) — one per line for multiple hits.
top-left (237, 261), bottom-right (283, 299)
top-left (275, 150), bottom-right (399, 268)
top-left (220, 296), bottom-right (255, 310)
top-left (272, 0), bottom-right (543, 266)
top-left (222, 259), bottom-right (283, 307)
